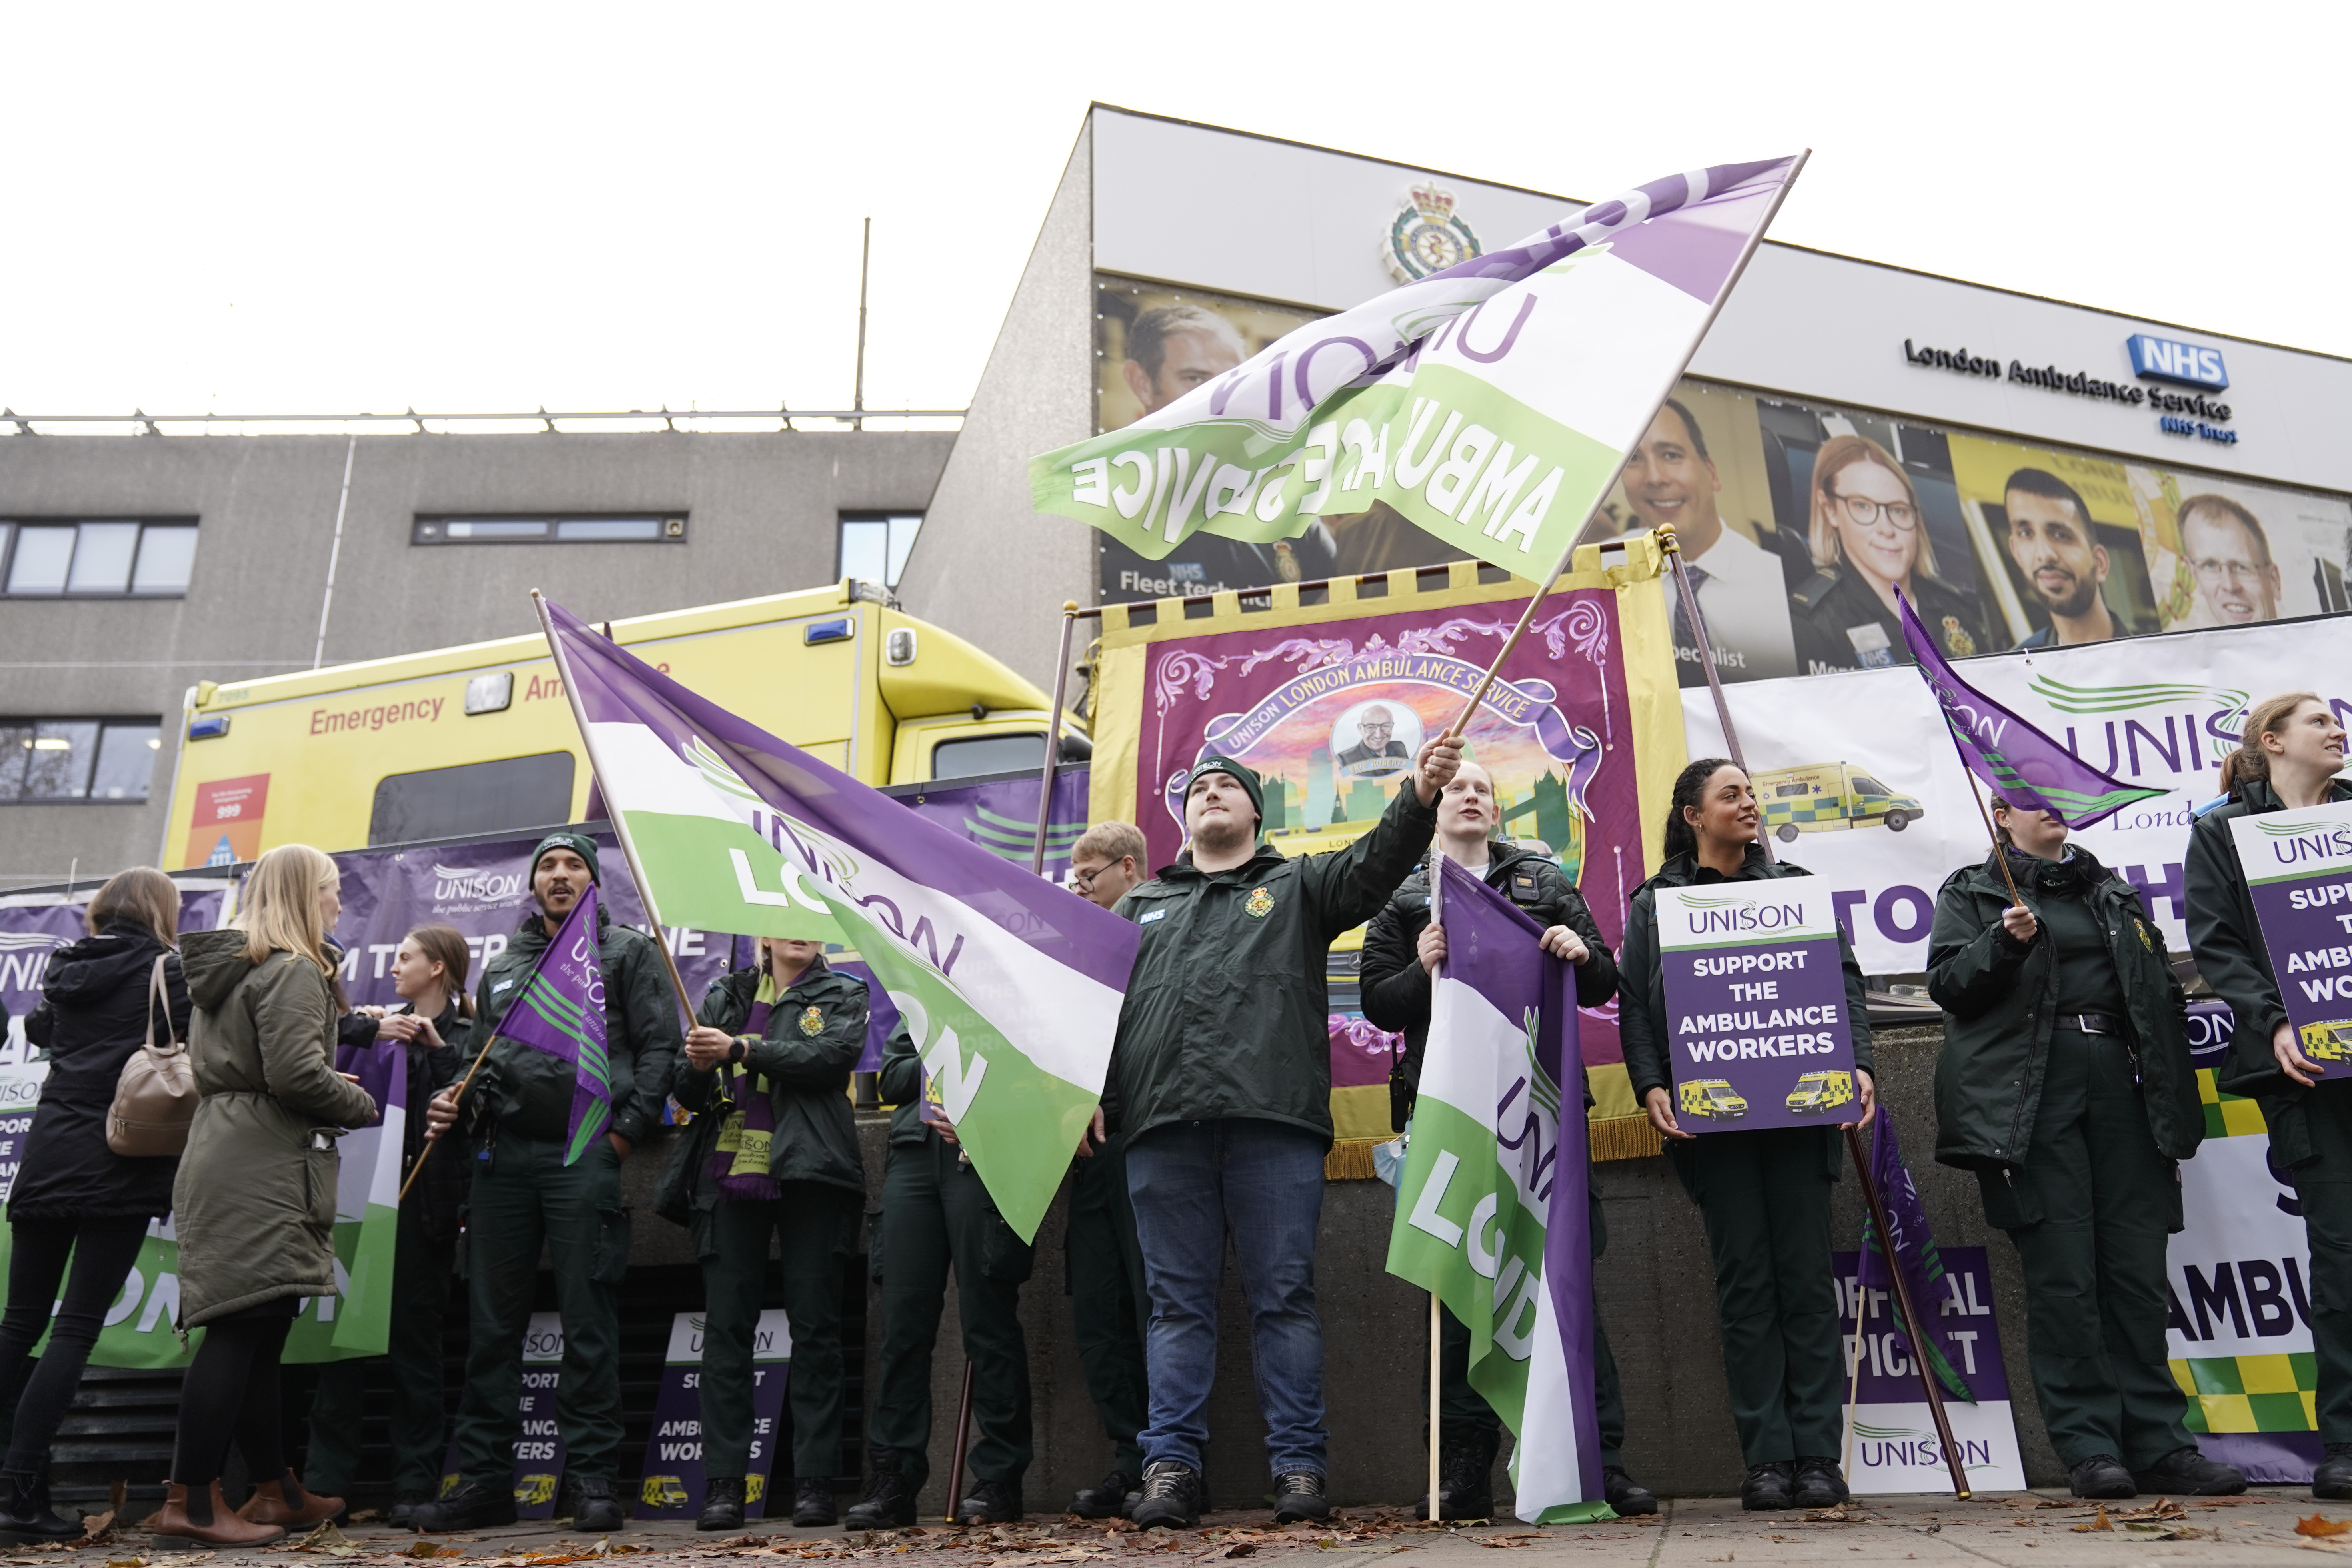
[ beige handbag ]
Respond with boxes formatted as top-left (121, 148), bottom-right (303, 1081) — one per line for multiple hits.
top-left (106, 955), bottom-right (198, 1157)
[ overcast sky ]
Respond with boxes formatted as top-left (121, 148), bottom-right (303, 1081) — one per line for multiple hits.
top-left (6, 2), bottom-right (2341, 423)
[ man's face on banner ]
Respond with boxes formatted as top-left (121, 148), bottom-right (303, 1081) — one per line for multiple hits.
top-left (1357, 707), bottom-right (1395, 753)
top-left (2004, 489), bottom-right (2108, 619)
top-left (2182, 506), bottom-right (2280, 623)
top-left (1123, 328), bottom-right (1243, 416)
top-left (1621, 406), bottom-right (1721, 537)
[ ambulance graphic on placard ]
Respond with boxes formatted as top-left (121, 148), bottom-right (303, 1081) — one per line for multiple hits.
top-left (2301, 1021), bottom-right (2352, 1064)
top-left (1787, 1069), bottom-right (1855, 1115)
top-left (1678, 1079), bottom-right (1748, 1120)
top-left (1754, 763), bottom-right (1923, 844)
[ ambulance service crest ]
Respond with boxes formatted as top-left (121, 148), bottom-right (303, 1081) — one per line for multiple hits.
top-left (1245, 887), bottom-right (1275, 919)
top-left (1384, 182), bottom-right (1483, 283)
top-left (798, 1005), bottom-right (824, 1037)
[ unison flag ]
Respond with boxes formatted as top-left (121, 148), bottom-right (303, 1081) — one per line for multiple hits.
top-left (538, 596), bottom-right (1139, 1241)
top-left (1387, 858), bottom-right (1607, 1523)
top-left (1897, 589), bottom-right (2163, 829)
top-left (1854, 1103), bottom-right (1973, 1404)
top-left (494, 878), bottom-right (613, 1166)
top-left (1031, 157), bottom-right (1800, 579)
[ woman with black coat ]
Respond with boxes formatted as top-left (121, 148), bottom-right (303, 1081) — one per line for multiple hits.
top-left (0, 869), bottom-right (188, 1541)
top-left (1619, 759), bottom-right (1874, 1513)
top-left (1358, 760), bottom-right (1651, 1520)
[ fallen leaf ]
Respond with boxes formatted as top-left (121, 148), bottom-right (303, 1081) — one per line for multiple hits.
top-left (2304, 1517), bottom-right (2352, 1539)
top-left (2029, 1498), bottom-right (2076, 1510)
top-left (2073, 1507), bottom-right (2114, 1533)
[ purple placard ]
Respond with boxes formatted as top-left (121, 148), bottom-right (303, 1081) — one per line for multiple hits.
top-left (1835, 1245), bottom-right (2010, 1405)
top-left (2228, 801), bottom-right (2352, 1078)
top-left (635, 1310), bottom-right (793, 1519)
top-left (1655, 883), bottom-right (1857, 1133)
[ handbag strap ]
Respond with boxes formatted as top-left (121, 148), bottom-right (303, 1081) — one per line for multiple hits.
top-left (147, 955), bottom-right (184, 1057)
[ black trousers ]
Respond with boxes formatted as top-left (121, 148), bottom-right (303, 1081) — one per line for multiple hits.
top-left (0, 1215), bottom-right (151, 1476)
top-left (171, 1298), bottom-right (300, 1486)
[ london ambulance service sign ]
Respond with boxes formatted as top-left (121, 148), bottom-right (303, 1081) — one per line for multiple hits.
top-left (2229, 798), bottom-right (2352, 1077)
top-left (1656, 882), bottom-right (1857, 1132)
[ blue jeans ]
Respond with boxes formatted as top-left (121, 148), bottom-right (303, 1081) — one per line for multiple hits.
top-left (1125, 1118), bottom-right (1327, 1477)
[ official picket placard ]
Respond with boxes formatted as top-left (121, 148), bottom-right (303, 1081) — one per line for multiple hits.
top-left (636, 1310), bottom-right (794, 1519)
top-left (1834, 1246), bottom-right (2025, 1493)
top-left (2229, 798), bottom-right (2352, 1078)
top-left (1655, 882), bottom-right (1856, 1133)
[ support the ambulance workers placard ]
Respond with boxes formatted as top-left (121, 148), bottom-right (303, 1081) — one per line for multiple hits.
top-left (1656, 883), bottom-right (1857, 1132)
top-left (2230, 798), bottom-right (2352, 1077)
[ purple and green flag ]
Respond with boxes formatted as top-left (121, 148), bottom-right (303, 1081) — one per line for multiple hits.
top-left (495, 879), bottom-right (613, 1166)
top-left (1897, 588), bottom-right (2164, 829)
top-left (536, 596), bottom-right (1139, 1242)
top-left (1386, 857), bottom-right (1607, 1522)
top-left (1855, 1103), bottom-right (1973, 1403)
top-left (1030, 157), bottom-right (1803, 579)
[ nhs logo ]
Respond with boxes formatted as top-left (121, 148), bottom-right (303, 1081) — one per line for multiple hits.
top-left (2127, 334), bottom-right (2229, 390)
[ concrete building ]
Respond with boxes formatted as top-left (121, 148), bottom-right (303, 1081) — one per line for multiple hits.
top-left (0, 429), bottom-right (951, 887)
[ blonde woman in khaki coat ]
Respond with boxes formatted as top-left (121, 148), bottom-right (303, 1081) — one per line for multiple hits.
top-left (145, 846), bottom-right (375, 1549)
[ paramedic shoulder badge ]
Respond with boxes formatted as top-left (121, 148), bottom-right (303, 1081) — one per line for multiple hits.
top-left (1245, 887), bottom-right (1275, 919)
top-left (799, 1005), bottom-right (824, 1037)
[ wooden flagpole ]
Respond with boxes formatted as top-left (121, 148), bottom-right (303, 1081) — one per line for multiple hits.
top-left (400, 1027), bottom-right (498, 1202)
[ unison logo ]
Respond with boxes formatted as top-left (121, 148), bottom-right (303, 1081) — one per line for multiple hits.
top-left (433, 865), bottom-right (525, 902)
top-left (1683, 901), bottom-right (1808, 935)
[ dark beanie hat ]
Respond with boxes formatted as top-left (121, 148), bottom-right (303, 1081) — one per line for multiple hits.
top-left (530, 830), bottom-right (602, 884)
top-left (1185, 755), bottom-right (1265, 827)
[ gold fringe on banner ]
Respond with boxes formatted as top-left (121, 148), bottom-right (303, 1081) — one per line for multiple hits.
top-left (1325, 1138), bottom-right (1387, 1182)
top-left (1589, 1115), bottom-right (1661, 1163)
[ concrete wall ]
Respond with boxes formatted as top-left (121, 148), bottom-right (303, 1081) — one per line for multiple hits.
top-left (0, 429), bottom-right (951, 887)
top-left (891, 123), bottom-right (1099, 696)
top-left (614, 1023), bottom-right (2054, 1510)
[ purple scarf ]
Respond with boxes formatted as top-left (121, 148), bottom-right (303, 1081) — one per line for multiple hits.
top-left (706, 995), bottom-right (783, 1202)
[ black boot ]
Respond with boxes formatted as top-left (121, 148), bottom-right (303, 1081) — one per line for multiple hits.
top-left (697, 1477), bottom-right (745, 1533)
top-left (1414, 1432), bottom-right (1496, 1521)
top-left (1790, 1457), bottom-right (1848, 1510)
top-left (1070, 1469), bottom-right (1139, 1520)
top-left (793, 1480), bottom-right (835, 1528)
top-left (0, 1471), bottom-right (80, 1544)
top-left (2317, 1445), bottom-right (2352, 1501)
top-left (1131, 1462), bottom-right (1201, 1531)
top-left (386, 1490), bottom-right (433, 1531)
top-left (2132, 1446), bottom-right (2244, 1496)
top-left (2069, 1455), bottom-right (2135, 1500)
top-left (569, 1476), bottom-right (625, 1532)
top-left (1740, 1462), bottom-right (1794, 1511)
top-left (956, 1478), bottom-right (1023, 1525)
top-left (410, 1481), bottom-right (518, 1533)
top-left (1271, 1472), bottom-right (1329, 1526)
top-left (1602, 1466), bottom-right (1657, 1516)
top-left (845, 1454), bottom-right (916, 1532)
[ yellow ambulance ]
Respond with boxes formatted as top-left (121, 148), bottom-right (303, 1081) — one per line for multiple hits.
top-left (1786, 1069), bottom-right (1855, 1115)
top-left (1753, 763), bottom-right (1925, 845)
top-left (1677, 1079), bottom-right (1748, 1121)
top-left (2301, 1021), bottom-right (2352, 1064)
top-left (158, 582), bottom-right (1086, 867)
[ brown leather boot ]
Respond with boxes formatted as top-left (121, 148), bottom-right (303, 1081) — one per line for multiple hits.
top-left (237, 1473), bottom-right (343, 1530)
top-left (146, 1482), bottom-right (287, 1548)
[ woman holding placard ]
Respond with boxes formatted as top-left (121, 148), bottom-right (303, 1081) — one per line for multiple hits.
top-left (1620, 758), bottom-right (1875, 1512)
top-left (1930, 801), bottom-right (2232, 1500)
top-left (2186, 691), bottom-right (2352, 1499)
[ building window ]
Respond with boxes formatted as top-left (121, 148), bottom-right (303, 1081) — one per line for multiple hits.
top-left (0, 719), bottom-right (164, 802)
top-left (1, 521), bottom-right (198, 597)
top-left (412, 515), bottom-right (688, 545)
top-left (838, 513), bottom-right (922, 589)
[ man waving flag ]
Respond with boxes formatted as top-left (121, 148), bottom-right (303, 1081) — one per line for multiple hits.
top-left (491, 877), bottom-right (613, 1167)
top-left (534, 595), bottom-right (1138, 1241)
top-left (1031, 156), bottom-right (1804, 578)
top-left (1387, 857), bottom-right (1609, 1523)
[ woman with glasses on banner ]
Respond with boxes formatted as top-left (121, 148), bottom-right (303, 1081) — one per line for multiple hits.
top-left (1788, 433), bottom-right (1989, 675)
top-left (1619, 759), bottom-right (1874, 1513)
top-left (1358, 760), bottom-right (1653, 1521)
top-left (2186, 693), bottom-right (2352, 1499)
top-left (301, 925), bottom-right (475, 1528)
top-left (0, 869), bottom-right (189, 1542)
top-left (661, 934), bottom-right (870, 1532)
top-left (148, 845), bottom-right (377, 1549)
top-left (1931, 799), bottom-right (2240, 1499)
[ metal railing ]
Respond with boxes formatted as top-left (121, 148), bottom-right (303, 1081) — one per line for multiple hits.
top-left (0, 406), bottom-right (966, 435)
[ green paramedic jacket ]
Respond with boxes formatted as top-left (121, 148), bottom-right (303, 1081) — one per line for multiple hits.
top-left (1107, 777), bottom-right (1440, 1148)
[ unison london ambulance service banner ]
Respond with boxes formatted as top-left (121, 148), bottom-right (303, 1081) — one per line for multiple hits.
top-left (1655, 881), bottom-right (1856, 1133)
top-left (1681, 615), bottom-right (2352, 973)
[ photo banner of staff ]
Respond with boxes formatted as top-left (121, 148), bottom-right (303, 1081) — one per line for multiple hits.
top-left (1087, 272), bottom-right (2352, 667)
